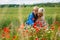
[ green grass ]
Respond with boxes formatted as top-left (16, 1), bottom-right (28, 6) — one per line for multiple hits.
top-left (20, 7), bottom-right (60, 24)
top-left (0, 7), bottom-right (60, 28)
top-left (0, 7), bottom-right (60, 40)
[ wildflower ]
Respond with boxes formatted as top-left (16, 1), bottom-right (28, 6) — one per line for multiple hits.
top-left (33, 21), bottom-right (42, 28)
top-left (2, 33), bottom-right (5, 38)
top-left (13, 35), bottom-right (16, 39)
top-left (33, 22), bottom-right (40, 32)
top-left (35, 27), bottom-right (40, 32)
top-left (33, 22), bottom-right (37, 28)
top-left (42, 38), bottom-right (46, 40)
top-left (43, 26), bottom-right (47, 30)
top-left (20, 24), bottom-right (25, 29)
top-left (39, 21), bottom-right (42, 27)
top-left (25, 29), bottom-right (28, 33)
top-left (3, 27), bottom-right (10, 33)
top-left (12, 35), bottom-right (17, 40)
top-left (50, 25), bottom-right (55, 30)
top-left (58, 26), bottom-right (60, 30)
top-left (35, 38), bottom-right (39, 40)
top-left (5, 34), bottom-right (10, 38)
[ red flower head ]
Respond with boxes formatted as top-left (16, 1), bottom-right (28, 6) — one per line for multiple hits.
top-left (13, 35), bottom-right (16, 39)
top-left (12, 35), bottom-right (17, 40)
top-left (33, 21), bottom-right (42, 28)
top-left (35, 27), bottom-right (40, 32)
top-left (5, 34), bottom-right (10, 38)
top-left (2, 33), bottom-right (5, 38)
top-left (3, 27), bottom-right (10, 33)
top-left (20, 24), bottom-right (25, 29)
top-left (50, 25), bottom-right (55, 30)
top-left (33, 22), bottom-right (37, 28)
top-left (35, 38), bottom-right (39, 40)
top-left (39, 21), bottom-right (42, 27)
top-left (42, 38), bottom-right (46, 40)
top-left (58, 26), bottom-right (60, 30)
top-left (25, 29), bottom-right (28, 33)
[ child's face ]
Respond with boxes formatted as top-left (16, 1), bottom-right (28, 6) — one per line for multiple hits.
top-left (33, 9), bottom-right (38, 15)
top-left (38, 13), bottom-right (43, 17)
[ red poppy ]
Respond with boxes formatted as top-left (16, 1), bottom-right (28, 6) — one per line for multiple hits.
top-left (3, 27), bottom-right (10, 33)
top-left (35, 38), bottom-right (39, 40)
top-left (58, 26), bottom-right (60, 30)
top-left (50, 26), bottom-right (55, 30)
top-left (5, 34), bottom-right (10, 38)
top-left (2, 33), bottom-right (5, 38)
top-left (39, 22), bottom-right (42, 27)
top-left (33, 22), bottom-right (37, 27)
top-left (42, 38), bottom-right (46, 40)
top-left (12, 35), bottom-right (17, 40)
top-left (25, 29), bottom-right (28, 33)
top-left (13, 35), bottom-right (16, 39)
top-left (35, 27), bottom-right (40, 32)
top-left (33, 21), bottom-right (42, 28)
top-left (20, 24), bottom-right (25, 29)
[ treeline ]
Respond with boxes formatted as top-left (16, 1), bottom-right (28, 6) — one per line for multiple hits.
top-left (0, 3), bottom-right (60, 8)
top-left (25, 3), bottom-right (60, 7)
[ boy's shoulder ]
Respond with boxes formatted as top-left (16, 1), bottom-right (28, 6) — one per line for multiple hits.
top-left (29, 12), bottom-right (34, 16)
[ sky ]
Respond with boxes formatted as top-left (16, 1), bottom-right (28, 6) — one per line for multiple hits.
top-left (0, 0), bottom-right (60, 5)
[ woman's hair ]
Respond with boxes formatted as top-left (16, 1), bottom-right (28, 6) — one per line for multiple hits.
top-left (38, 7), bottom-right (45, 13)
top-left (38, 7), bottom-right (45, 18)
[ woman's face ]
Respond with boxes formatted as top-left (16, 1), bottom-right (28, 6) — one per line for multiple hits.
top-left (38, 13), bottom-right (43, 17)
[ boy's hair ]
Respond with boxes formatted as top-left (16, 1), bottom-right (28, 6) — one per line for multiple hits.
top-left (33, 6), bottom-right (39, 10)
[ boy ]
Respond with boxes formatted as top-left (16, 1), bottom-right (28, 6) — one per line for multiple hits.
top-left (26, 6), bottom-right (39, 26)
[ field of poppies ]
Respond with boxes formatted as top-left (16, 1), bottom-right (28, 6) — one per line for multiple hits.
top-left (0, 7), bottom-right (60, 40)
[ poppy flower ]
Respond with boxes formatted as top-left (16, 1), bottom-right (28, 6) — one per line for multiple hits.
top-left (33, 21), bottom-right (42, 29)
top-left (39, 22), bottom-right (42, 27)
top-left (13, 35), bottom-right (16, 39)
top-left (2, 33), bottom-right (5, 38)
top-left (3, 27), bottom-right (10, 33)
top-left (42, 38), bottom-right (46, 40)
top-left (5, 34), bottom-right (10, 38)
top-left (35, 27), bottom-right (40, 32)
top-left (35, 38), bottom-right (39, 40)
top-left (12, 35), bottom-right (17, 40)
top-left (58, 26), bottom-right (60, 30)
top-left (20, 24), bottom-right (25, 29)
top-left (33, 22), bottom-right (37, 28)
top-left (25, 29), bottom-right (28, 33)
top-left (50, 25), bottom-right (55, 30)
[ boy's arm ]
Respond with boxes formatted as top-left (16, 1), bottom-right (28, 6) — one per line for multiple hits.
top-left (26, 13), bottom-right (34, 25)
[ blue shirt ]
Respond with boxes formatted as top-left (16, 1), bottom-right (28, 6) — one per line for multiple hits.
top-left (26, 12), bottom-right (37, 26)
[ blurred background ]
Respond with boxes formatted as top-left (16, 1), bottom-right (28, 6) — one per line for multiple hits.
top-left (0, 0), bottom-right (60, 40)
top-left (0, 0), bottom-right (60, 27)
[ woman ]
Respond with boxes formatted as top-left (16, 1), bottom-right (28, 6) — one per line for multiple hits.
top-left (33, 8), bottom-right (48, 29)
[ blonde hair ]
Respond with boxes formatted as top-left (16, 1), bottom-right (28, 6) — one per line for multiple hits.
top-left (33, 6), bottom-right (39, 10)
top-left (38, 7), bottom-right (45, 13)
top-left (38, 7), bottom-right (45, 19)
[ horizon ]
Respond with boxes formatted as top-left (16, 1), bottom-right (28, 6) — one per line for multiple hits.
top-left (0, 0), bottom-right (60, 5)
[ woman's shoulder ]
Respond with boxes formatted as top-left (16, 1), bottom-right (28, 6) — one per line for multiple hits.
top-left (41, 16), bottom-right (45, 20)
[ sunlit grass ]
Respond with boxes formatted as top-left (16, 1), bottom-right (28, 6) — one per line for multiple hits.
top-left (0, 7), bottom-right (60, 40)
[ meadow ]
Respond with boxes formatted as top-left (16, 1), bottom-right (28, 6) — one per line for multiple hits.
top-left (0, 7), bottom-right (60, 40)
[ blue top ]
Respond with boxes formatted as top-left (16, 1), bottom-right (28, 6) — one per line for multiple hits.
top-left (26, 12), bottom-right (37, 26)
